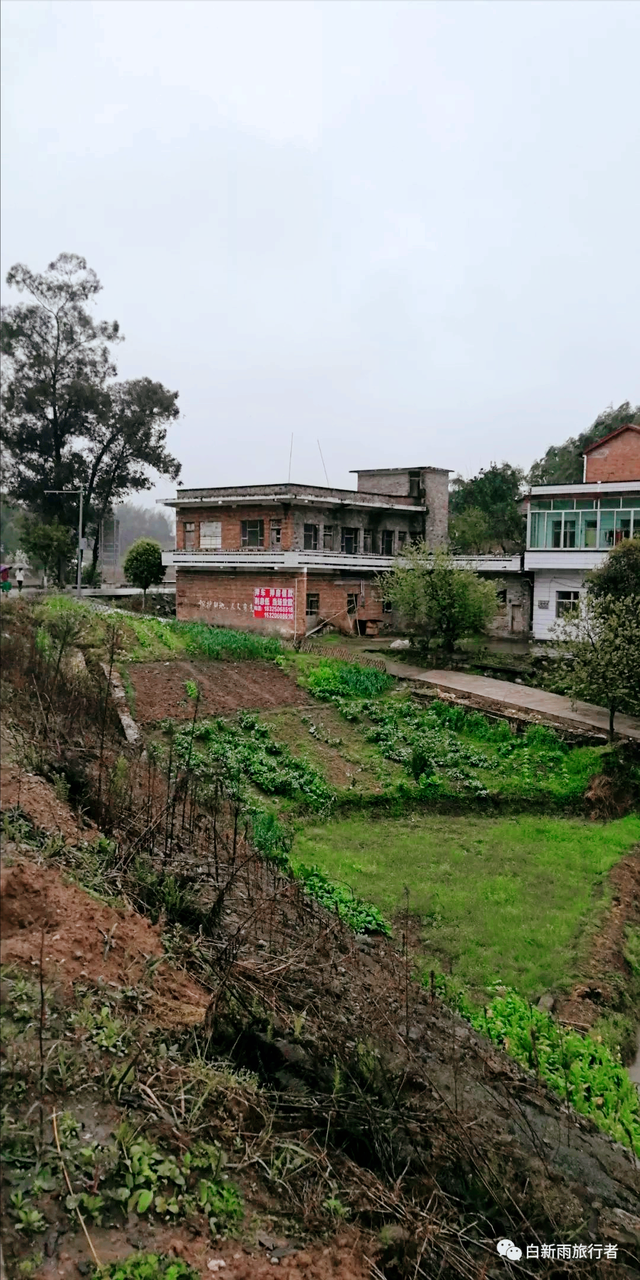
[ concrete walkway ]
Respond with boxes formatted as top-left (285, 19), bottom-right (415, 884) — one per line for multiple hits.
top-left (384, 662), bottom-right (640, 741)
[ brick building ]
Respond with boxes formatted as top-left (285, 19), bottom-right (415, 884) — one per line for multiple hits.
top-left (524, 424), bottom-right (640, 639)
top-left (163, 466), bottom-right (450, 639)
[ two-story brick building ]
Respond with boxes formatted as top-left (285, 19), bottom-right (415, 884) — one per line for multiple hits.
top-left (163, 466), bottom-right (450, 639)
top-left (524, 424), bottom-right (640, 639)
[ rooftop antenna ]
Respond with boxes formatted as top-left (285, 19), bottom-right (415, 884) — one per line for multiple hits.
top-left (288, 433), bottom-right (294, 482)
top-left (317, 439), bottom-right (330, 486)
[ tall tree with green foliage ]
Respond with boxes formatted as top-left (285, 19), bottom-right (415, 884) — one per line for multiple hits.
top-left (448, 507), bottom-right (493, 553)
top-left (529, 402), bottom-right (639, 485)
top-left (19, 518), bottom-right (76, 584)
top-left (0, 253), bottom-right (181, 577)
top-left (381, 545), bottom-right (498, 653)
top-left (587, 536), bottom-right (640, 603)
top-left (553, 595), bottom-right (640, 740)
top-left (123, 538), bottom-right (166, 608)
top-left (449, 463), bottom-right (525, 552)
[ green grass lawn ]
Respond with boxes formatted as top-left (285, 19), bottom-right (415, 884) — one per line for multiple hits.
top-left (293, 813), bottom-right (640, 999)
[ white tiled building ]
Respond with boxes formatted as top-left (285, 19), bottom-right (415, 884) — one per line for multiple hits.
top-left (523, 425), bottom-right (640, 640)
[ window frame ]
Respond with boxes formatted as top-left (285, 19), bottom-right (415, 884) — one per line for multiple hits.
top-left (555, 590), bottom-right (580, 619)
top-left (323, 525), bottom-right (334, 550)
top-left (381, 530), bottom-right (395, 556)
top-left (199, 520), bottom-right (222, 550)
top-left (240, 519), bottom-right (265, 548)
top-left (346, 592), bottom-right (359, 615)
top-left (303, 523), bottom-right (319, 551)
top-left (341, 527), bottom-right (359, 555)
top-left (305, 592), bottom-right (320, 617)
top-left (270, 522), bottom-right (282, 546)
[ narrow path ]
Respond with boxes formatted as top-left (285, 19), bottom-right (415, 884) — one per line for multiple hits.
top-left (383, 662), bottom-right (640, 740)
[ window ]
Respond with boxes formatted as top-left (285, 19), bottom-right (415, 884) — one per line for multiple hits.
top-left (381, 530), bottom-right (394, 555)
top-left (562, 516), bottom-right (577, 548)
top-left (184, 521), bottom-right (196, 550)
top-left (615, 513), bottom-right (631, 543)
top-left (347, 593), bottom-right (358, 614)
top-left (323, 525), bottom-right (334, 550)
top-left (241, 519), bottom-right (264, 548)
top-left (341, 527), bottom-right (359, 554)
top-left (306, 593), bottom-right (320, 616)
top-left (496, 588), bottom-right (507, 606)
top-left (303, 523), bottom-right (319, 550)
top-left (382, 599), bottom-right (393, 613)
top-left (408, 470), bottom-right (421, 499)
top-left (200, 520), bottom-right (222, 550)
top-left (556, 590), bottom-right (580, 619)
top-left (551, 517), bottom-right (563, 548)
top-left (270, 523), bottom-right (282, 546)
top-left (398, 531), bottom-right (408, 549)
top-left (363, 530), bottom-right (373, 553)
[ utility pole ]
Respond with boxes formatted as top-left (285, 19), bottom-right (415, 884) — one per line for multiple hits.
top-left (44, 486), bottom-right (84, 598)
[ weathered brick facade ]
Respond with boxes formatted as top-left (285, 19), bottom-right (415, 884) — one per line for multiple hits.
top-left (176, 569), bottom-right (386, 639)
top-left (584, 425), bottom-right (640, 482)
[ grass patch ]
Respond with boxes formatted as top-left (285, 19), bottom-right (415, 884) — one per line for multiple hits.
top-left (293, 813), bottom-right (640, 998)
top-left (35, 596), bottom-right (283, 663)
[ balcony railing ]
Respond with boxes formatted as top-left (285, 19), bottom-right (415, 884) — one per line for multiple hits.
top-left (163, 548), bottom-right (399, 570)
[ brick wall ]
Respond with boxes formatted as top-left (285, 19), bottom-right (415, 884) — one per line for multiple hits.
top-left (584, 428), bottom-right (640, 482)
top-left (175, 569), bottom-right (386, 638)
top-left (176, 505), bottom-right (294, 552)
top-left (177, 503), bottom-right (424, 554)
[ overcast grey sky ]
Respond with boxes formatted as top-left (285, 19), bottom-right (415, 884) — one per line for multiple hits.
top-left (2, 0), bottom-right (639, 502)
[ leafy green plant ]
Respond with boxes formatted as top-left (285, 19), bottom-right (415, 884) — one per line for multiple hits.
top-left (306, 660), bottom-right (393, 700)
top-left (295, 863), bottom-right (390, 935)
top-left (94, 1254), bottom-right (200, 1280)
top-left (456, 987), bottom-right (640, 1154)
top-left (172, 712), bottom-right (336, 813)
top-left (9, 1191), bottom-right (47, 1234)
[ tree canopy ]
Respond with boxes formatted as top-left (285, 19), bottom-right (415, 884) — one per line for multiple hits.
top-left (553, 594), bottom-right (640, 740)
top-left (381, 545), bottom-right (498, 652)
top-left (449, 462), bottom-right (525, 552)
top-left (123, 537), bottom-right (166, 606)
top-left (528, 402), bottom-right (640, 486)
top-left (587, 536), bottom-right (640, 603)
top-left (0, 253), bottom-right (181, 575)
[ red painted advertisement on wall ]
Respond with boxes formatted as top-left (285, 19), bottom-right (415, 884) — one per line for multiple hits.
top-left (253, 587), bottom-right (295, 620)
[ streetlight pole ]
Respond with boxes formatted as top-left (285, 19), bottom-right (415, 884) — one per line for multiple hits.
top-left (44, 486), bottom-right (84, 599)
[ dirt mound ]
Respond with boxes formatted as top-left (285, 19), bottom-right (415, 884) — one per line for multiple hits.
top-left (128, 659), bottom-right (311, 723)
top-left (0, 763), bottom-right (93, 843)
top-left (556, 847), bottom-right (640, 1032)
top-left (0, 860), bottom-right (208, 1022)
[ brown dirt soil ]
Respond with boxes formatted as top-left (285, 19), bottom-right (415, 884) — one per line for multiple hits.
top-left (0, 860), bottom-right (209, 1023)
top-left (0, 762), bottom-right (94, 843)
top-left (127, 660), bottom-right (312, 723)
top-left (38, 1226), bottom-right (370, 1280)
top-left (556, 847), bottom-right (640, 1030)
